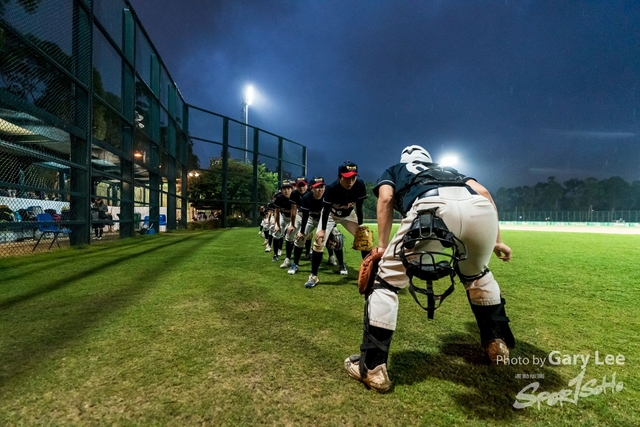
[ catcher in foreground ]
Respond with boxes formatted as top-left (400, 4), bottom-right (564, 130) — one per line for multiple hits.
top-left (346, 145), bottom-right (514, 393)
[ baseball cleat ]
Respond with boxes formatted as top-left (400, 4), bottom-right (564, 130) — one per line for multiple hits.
top-left (485, 339), bottom-right (509, 364)
top-left (328, 255), bottom-right (338, 266)
top-left (339, 265), bottom-right (348, 275)
top-left (344, 355), bottom-right (392, 393)
top-left (287, 263), bottom-right (299, 275)
top-left (265, 245), bottom-right (271, 252)
top-left (280, 258), bottom-right (291, 268)
top-left (305, 275), bottom-right (319, 288)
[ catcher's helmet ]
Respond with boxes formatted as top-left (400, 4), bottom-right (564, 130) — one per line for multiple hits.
top-left (401, 145), bottom-right (432, 164)
top-left (326, 229), bottom-right (344, 251)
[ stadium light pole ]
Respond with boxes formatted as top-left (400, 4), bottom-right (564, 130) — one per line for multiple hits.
top-left (243, 85), bottom-right (254, 164)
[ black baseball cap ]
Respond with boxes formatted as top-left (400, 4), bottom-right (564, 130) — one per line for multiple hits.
top-left (280, 180), bottom-right (294, 189)
top-left (310, 177), bottom-right (325, 188)
top-left (338, 161), bottom-right (358, 178)
top-left (295, 176), bottom-right (308, 186)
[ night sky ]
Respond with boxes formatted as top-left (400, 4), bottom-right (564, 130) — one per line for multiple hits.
top-left (129, 0), bottom-right (640, 191)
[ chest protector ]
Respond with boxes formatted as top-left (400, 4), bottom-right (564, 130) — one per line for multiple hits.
top-left (394, 165), bottom-right (467, 216)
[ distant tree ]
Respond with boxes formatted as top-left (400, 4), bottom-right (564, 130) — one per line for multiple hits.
top-left (597, 176), bottom-right (629, 212)
top-left (0, 0), bottom-right (43, 14)
top-left (581, 177), bottom-right (603, 210)
top-left (187, 160), bottom-right (278, 216)
top-left (562, 178), bottom-right (585, 210)
top-left (535, 177), bottom-right (564, 210)
top-left (362, 181), bottom-right (377, 218)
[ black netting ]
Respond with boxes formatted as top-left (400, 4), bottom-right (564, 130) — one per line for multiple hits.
top-left (93, 0), bottom-right (126, 49)
top-left (2, 0), bottom-right (74, 72)
top-left (0, 27), bottom-right (78, 127)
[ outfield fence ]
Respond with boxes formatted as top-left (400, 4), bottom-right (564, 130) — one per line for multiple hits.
top-left (498, 210), bottom-right (640, 223)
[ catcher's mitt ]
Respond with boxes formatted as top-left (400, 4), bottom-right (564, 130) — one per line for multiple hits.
top-left (352, 226), bottom-right (374, 251)
top-left (326, 229), bottom-right (344, 251)
top-left (358, 250), bottom-right (383, 295)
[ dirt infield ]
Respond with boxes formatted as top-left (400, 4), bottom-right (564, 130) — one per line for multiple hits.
top-left (500, 224), bottom-right (640, 234)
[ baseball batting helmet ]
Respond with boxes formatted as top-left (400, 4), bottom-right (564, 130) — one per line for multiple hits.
top-left (327, 229), bottom-right (344, 251)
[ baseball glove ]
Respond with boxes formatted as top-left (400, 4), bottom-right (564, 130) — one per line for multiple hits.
top-left (358, 250), bottom-right (383, 295)
top-left (352, 226), bottom-right (374, 251)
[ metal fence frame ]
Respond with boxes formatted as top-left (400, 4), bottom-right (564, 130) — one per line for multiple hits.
top-left (186, 104), bottom-right (307, 228)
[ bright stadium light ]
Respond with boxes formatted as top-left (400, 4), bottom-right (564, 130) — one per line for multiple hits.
top-left (439, 155), bottom-right (459, 168)
top-left (245, 85), bottom-right (254, 106)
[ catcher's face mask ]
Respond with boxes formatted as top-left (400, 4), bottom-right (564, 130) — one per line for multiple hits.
top-left (396, 208), bottom-right (467, 282)
top-left (395, 208), bottom-right (468, 319)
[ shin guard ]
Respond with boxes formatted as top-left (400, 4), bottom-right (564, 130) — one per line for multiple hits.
top-left (468, 293), bottom-right (515, 349)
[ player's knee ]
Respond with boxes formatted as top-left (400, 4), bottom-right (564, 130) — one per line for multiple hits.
top-left (463, 271), bottom-right (501, 305)
top-left (367, 288), bottom-right (399, 331)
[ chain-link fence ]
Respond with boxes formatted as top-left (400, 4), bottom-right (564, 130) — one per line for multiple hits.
top-left (498, 210), bottom-right (640, 224)
top-left (0, 0), bottom-right (190, 256)
top-left (1, 0), bottom-right (307, 257)
top-left (186, 105), bottom-right (306, 229)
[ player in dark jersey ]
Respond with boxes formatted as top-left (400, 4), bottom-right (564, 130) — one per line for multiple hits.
top-left (264, 198), bottom-right (277, 253)
top-left (272, 181), bottom-right (295, 263)
top-left (305, 161), bottom-right (369, 288)
top-left (292, 177), bottom-right (317, 260)
top-left (344, 145), bottom-right (514, 393)
top-left (258, 205), bottom-right (268, 245)
top-left (287, 177), bottom-right (324, 274)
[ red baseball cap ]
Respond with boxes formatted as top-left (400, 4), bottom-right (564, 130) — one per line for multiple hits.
top-left (338, 161), bottom-right (358, 178)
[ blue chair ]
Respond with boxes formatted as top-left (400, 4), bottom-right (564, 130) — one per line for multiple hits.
top-left (159, 214), bottom-right (167, 226)
top-left (32, 213), bottom-right (72, 252)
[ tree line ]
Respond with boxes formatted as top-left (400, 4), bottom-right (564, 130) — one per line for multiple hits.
top-left (493, 176), bottom-right (640, 212)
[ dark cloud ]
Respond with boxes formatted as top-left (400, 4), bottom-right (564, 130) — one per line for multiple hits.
top-left (130, 0), bottom-right (640, 190)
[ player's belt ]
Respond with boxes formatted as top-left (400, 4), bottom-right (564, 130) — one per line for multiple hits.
top-left (417, 185), bottom-right (477, 200)
top-left (418, 188), bottom-right (439, 198)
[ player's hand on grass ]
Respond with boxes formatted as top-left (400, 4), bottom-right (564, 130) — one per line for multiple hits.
top-left (493, 242), bottom-right (512, 262)
top-left (315, 229), bottom-right (325, 243)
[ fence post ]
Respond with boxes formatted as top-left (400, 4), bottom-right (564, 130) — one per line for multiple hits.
top-left (221, 118), bottom-right (229, 228)
top-left (251, 128), bottom-right (259, 226)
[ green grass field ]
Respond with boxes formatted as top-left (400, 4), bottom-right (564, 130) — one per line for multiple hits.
top-left (0, 227), bottom-right (638, 426)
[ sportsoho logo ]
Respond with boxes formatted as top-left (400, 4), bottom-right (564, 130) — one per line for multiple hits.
top-left (511, 351), bottom-right (625, 410)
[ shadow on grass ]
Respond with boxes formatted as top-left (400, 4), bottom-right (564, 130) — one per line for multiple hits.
top-left (0, 238), bottom-right (163, 283)
top-left (390, 321), bottom-right (570, 421)
top-left (0, 233), bottom-right (202, 311)
top-left (0, 232), bottom-right (220, 388)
